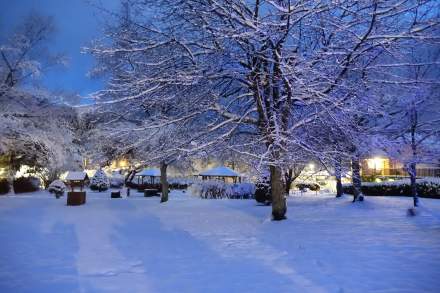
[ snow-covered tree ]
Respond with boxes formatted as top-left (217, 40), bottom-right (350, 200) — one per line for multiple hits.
top-left (384, 42), bottom-right (440, 207)
top-left (0, 89), bottom-right (83, 189)
top-left (89, 0), bottom-right (440, 219)
top-left (0, 11), bottom-right (66, 95)
top-left (90, 169), bottom-right (110, 191)
top-left (0, 11), bottom-right (79, 190)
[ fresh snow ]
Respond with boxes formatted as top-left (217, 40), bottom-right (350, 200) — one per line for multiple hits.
top-left (199, 166), bottom-right (240, 177)
top-left (1, 191), bottom-right (440, 292)
top-left (65, 171), bottom-right (88, 181)
top-left (135, 169), bottom-right (161, 177)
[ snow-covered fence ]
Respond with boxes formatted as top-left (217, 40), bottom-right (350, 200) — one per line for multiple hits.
top-left (342, 178), bottom-right (440, 198)
top-left (189, 180), bottom-right (255, 199)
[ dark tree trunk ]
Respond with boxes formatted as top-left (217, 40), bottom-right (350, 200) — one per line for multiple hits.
top-left (125, 169), bottom-right (136, 185)
top-left (160, 161), bottom-right (169, 203)
top-left (271, 165), bottom-right (287, 220)
top-left (409, 163), bottom-right (419, 207)
top-left (284, 168), bottom-right (293, 195)
top-left (8, 152), bottom-right (15, 194)
top-left (409, 114), bottom-right (419, 207)
top-left (351, 155), bottom-right (364, 202)
top-left (335, 158), bottom-right (343, 198)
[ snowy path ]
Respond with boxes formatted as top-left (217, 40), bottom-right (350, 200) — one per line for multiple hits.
top-left (1, 190), bottom-right (440, 292)
top-left (48, 198), bottom-right (152, 292)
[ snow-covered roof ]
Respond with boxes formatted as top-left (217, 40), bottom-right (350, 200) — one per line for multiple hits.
top-left (65, 171), bottom-right (87, 181)
top-left (199, 166), bottom-right (240, 177)
top-left (135, 168), bottom-right (161, 177)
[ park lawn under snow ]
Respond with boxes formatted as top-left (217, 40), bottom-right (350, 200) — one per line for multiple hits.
top-left (1, 190), bottom-right (440, 293)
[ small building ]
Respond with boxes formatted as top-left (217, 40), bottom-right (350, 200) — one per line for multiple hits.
top-left (65, 171), bottom-right (89, 191)
top-left (361, 156), bottom-right (440, 179)
top-left (134, 168), bottom-right (161, 185)
top-left (199, 166), bottom-right (241, 183)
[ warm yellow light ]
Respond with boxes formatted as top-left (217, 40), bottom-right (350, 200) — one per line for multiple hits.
top-left (367, 157), bottom-right (385, 170)
top-left (119, 159), bottom-right (128, 168)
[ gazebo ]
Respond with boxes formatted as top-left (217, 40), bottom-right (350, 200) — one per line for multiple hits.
top-left (134, 168), bottom-right (161, 185)
top-left (199, 166), bottom-right (241, 183)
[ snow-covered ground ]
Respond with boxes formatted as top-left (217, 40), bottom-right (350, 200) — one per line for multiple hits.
top-left (1, 189), bottom-right (440, 293)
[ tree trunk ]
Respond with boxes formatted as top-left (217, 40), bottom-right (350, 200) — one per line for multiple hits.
top-left (284, 168), bottom-right (293, 195)
top-left (160, 161), bottom-right (169, 203)
top-left (409, 163), bottom-right (419, 207)
top-left (351, 155), bottom-right (364, 202)
top-left (8, 152), bottom-right (15, 194)
top-left (271, 165), bottom-right (286, 220)
top-left (335, 158), bottom-right (343, 198)
top-left (410, 118), bottom-right (419, 207)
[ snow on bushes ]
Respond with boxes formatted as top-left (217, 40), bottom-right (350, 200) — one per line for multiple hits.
top-left (295, 182), bottom-right (320, 191)
top-left (255, 178), bottom-right (271, 204)
top-left (168, 177), bottom-right (196, 190)
top-left (342, 178), bottom-right (440, 199)
top-left (48, 180), bottom-right (66, 197)
top-left (90, 169), bottom-right (110, 191)
top-left (110, 172), bottom-right (125, 188)
top-left (189, 180), bottom-right (255, 199)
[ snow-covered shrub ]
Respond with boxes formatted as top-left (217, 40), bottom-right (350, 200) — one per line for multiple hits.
top-left (13, 177), bottom-right (40, 193)
top-left (48, 180), bottom-right (66, 197)
top-left (0, 179), bottom-right (10, 195)
top-left (189, 180), bottom-right (255, 199)
top-left (255, 177), bottom-right (271, 204)
top-left (342, 178), bottom-right (440, 198)
top-left (230, 182), bottom-right (256, 199)
top-left (110, 173), bottom-right (125, 188)
top-left (90, 169), bottom-right (110, 191)
top-left (296, 182), bottom-right (320, 191)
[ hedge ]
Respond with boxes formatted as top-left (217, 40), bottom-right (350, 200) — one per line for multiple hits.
top-left (189, 181), bottom-right (255, 199)
top-left (342, 179), bottom-right (440, 199)
top-left (295, 182), bottom-right (320, 191)
top-left (13, 177), bottom-right (40, 193)
top-left (0, 179), bottom-right (10, 195)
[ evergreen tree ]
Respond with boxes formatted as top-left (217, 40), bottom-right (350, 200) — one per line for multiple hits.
top-left (90, 169), bottom-right (109, 191)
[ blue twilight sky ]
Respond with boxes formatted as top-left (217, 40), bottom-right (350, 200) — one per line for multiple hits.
top-left (0, 0), bottom-right (120, 98)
